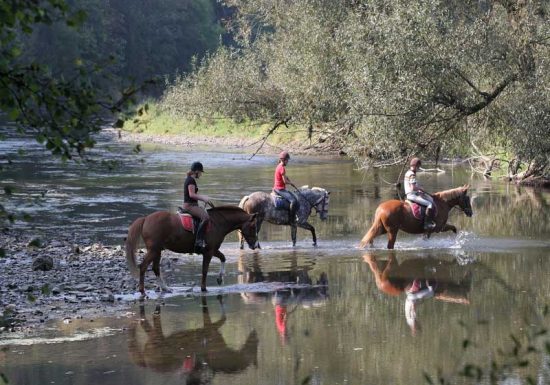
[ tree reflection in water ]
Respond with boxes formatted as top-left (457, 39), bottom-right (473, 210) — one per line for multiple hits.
top-left (127, 296), bottom-right (258, 385)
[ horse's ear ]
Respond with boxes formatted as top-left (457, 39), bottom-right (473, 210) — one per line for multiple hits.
top-left (250, 213), bottom-right (258, 220)
top-left (463, 184), bottom-right (470, 192)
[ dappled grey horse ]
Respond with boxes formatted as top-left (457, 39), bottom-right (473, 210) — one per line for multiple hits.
top-left (238, 186), bottom-right (330, 247)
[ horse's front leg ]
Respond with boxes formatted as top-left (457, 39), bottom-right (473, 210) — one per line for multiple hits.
top-left (201, 251), bottom-right (213, 292)
top-left (214, 250), bottom-right (226, 285)
top-left (298, 222), bottom-right (317, 247)
top-left (291, 225), bottom-right (297, 247)
top-left (441, 223), bottom-right (458, 234)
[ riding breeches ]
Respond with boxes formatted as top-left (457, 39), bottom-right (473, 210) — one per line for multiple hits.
top-left (273, 189), bottom-right (299, 209)
top-left (182, 203), bottom-right (209, 221)
top-left (406, 192), bottom-right (434, 209)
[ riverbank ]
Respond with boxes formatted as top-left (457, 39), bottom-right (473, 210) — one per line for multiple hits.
top-left (0, 231), bottom-right (182, 332)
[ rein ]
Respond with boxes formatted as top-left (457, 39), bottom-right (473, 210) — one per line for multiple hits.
top-left (295, 188), bottom-right (328, 215)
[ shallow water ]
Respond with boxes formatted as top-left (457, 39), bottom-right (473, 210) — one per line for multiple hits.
top-left (1, 131), bottom-right (550, 384)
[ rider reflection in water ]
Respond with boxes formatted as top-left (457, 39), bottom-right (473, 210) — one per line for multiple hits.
top-left (273, 151), bottom-right (300, 224)
top-left (183, 161), bottom-right (213, 253)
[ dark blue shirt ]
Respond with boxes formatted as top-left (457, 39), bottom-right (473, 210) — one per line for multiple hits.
top-left (184, 175), bottom-right (198, 203)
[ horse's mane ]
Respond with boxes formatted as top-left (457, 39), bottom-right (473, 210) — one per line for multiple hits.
top-left (300, 186), bottom-right (327, 193)
top-left (433, 186), bottom-right (468, 202)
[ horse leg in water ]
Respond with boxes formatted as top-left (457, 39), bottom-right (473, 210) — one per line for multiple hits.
top-left (201, 251), bottom-right (213, 292)
top-left (214, 250), bottom-right (226, 285)
top-left (298, 221), bottom-right (317, 247)
top-left (291, 224), bottom-right (298, 247)
top-left (359, 217), bottom-right (388, 248)
top-left (441, 223), bottom-right (458, 234)
top-left (386, 227), bottom-right (398, 249)
top-left (139, 247), bottom-right (170, 295)
top-left (151, 251), bottom-right (172, 293)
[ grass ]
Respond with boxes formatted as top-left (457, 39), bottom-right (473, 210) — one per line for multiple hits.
top-left (123, 101), bottom-right (309, 146)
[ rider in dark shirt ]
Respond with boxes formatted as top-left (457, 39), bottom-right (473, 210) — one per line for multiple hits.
top-left (183, 161), bottom-right (212, 253)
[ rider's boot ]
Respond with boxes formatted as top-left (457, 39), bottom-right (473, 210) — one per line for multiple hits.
top-left (194, 220), bottom-right (208, 253)
top-left (424, 207), bottom-right (436, 230)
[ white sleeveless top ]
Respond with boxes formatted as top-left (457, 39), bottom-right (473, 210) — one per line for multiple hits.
top-left (404, 170), bottom-right (417, 195)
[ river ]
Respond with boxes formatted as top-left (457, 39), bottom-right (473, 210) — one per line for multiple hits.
top-left (1, 131), bottom-right (550, 384)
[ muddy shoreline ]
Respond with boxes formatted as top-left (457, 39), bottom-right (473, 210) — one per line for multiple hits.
top-left (0, 230), bottom-right (173, 333)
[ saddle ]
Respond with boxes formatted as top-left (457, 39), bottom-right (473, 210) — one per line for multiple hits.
top-left (406, 201), bottom-right (437, 221)
top-left (271, 192), bottom-right (291, 210)
top-left (177, 207), bottom-right (200, 233)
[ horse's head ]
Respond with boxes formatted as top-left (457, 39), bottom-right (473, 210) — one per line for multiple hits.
top-left (308, 187), bottom-right (331, 221)
top-left (458, 185), bottom-right (473, 217)
top-left (240, 212), bottom-right (260, 249)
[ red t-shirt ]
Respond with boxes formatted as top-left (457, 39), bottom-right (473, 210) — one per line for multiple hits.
top-left (273, 163), bottom-right (286, 190)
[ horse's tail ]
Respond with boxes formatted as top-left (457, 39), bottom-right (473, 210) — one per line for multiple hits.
top-left (239, 195), bottom-right (250, 211)
top-left (359, 208), bottom-right (385, 248)
top-left (126, 216), bottom-right (145, 278)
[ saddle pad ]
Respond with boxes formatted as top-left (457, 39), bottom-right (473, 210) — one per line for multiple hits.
top-left (406, 201), bottom-right (437, 220)
top-left (271, 193), bottom-right (290, 210)
top-left (178, 213), bottom-right (194, 233)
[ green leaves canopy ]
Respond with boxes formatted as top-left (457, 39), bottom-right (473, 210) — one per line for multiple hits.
top-left (163, 0), bottom-right (549, 173)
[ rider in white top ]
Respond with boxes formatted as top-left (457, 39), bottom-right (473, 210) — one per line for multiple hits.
top-left (405, 158), bottom-right (436, 230)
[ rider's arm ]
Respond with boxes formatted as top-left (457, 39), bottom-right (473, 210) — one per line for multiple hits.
top-left (188, 184), bottom-right (211, 204)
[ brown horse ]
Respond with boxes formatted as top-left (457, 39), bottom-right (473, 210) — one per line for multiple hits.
top-left (360, 185), bottom-right (473, 249)
top-left (128, 296), bottom-right (258, 381)
top-left (126, 205), bottom-right (259, 294)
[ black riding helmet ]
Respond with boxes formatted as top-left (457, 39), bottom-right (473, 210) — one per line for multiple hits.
top-left (190, 161), bottom-right (205, 173)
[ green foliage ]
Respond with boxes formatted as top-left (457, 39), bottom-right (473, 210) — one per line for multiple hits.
top-left (165, 0), bottom-right (549, 177)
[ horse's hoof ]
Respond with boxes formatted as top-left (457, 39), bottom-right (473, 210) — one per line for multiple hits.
top-left (216, 277), bottom-right (223, 285)
top-left (313, 242), bottom-right (317, 247)
top-left (201, 287), bottom-right (208, 292)
top-left (161, 287), bottom-right (173, 293)
top-left (239, 245), bottom-right (244, 250)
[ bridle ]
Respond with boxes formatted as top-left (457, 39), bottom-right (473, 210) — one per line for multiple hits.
top-left (309, 191), bottom-right (329, 216)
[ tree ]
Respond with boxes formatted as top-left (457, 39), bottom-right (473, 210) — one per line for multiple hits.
top-left (163, 0), bottom-right (549, 183)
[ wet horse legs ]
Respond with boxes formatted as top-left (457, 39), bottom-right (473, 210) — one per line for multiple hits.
top-left (139, 248), bottom-right (170, 295)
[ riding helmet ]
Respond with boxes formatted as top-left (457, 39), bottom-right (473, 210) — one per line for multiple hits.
top-left (190, 161), bottom-right (205, 172)
top-left (410, 157), bottom-right (421, 167)
top-left (279, 151), bottom-right (290, 160)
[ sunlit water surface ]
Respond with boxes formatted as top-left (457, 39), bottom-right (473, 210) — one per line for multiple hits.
top-left (1, 131), bottom-right (550, 384)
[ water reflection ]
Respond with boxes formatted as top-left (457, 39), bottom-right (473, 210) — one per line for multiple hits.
top-left (238, 254), bottom-right (329, 344)
top-left (128, 297), bottom-right (258, 384)
top-left (364, 252), bottom-right (473, 335)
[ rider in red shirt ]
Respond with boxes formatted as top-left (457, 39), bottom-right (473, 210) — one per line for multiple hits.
top-left (273, 151), bottom-right (299, 224)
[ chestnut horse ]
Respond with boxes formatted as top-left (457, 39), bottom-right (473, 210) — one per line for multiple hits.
top-left (126, 206), bottom-right (259, 294)
top-left (360, 185), bottom-right (473, 249)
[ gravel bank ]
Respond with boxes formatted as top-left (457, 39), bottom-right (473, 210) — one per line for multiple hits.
top-left (0, 231), bottom-right (151, 332)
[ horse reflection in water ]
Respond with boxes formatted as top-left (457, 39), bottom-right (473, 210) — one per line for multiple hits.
top-left (128, 296), bottom-right (258, 384)
top-left (238, 254), bottom-right (329, 344)
top-left (364, 252), bottom-right (473, 335)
